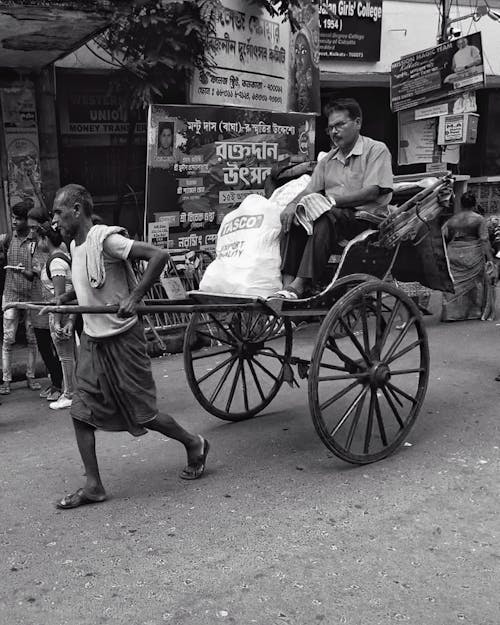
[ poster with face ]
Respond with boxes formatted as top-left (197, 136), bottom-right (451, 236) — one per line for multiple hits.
top-left (146, 104), bottom-right (316, 250)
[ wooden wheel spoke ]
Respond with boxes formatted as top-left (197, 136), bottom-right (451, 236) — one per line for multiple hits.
top-left (386, 383), bottom-right (404, 407)
top-left (331, 385), bottom-right (369, 437)
top-left (387, 381), bottom-right (417, 405)
top-left (194, 328), bottom-right (235, 347)
top-left (382, 316), bottom-right (417, 363)
top-left (327, 338), bottom-right (363, 370)
top-left (197, 354), bottom-right (237, 384)
top-left (225, 359), bottom-right (243, 412)
top-left (318, 362), bottom-right (353, 373)
top-left (386, 340), bottom-right (424, 365)
top-left (209, 358), bottom-right (237, 404)
top-left (389, 367), bottom-right (425, 376)
top-left (374, 393), bottom-right (388, 447)
top-left (318, 373), bottom-right (367, 382)
top-left (381, 386), bottom-right (405, 429)
top-left (251, 356), bottom-right (281, 384)
top-left (192, 347), bottom-right (234, 361)
top-left (345, 388), bottom-right (368, 451)
top-left (374, 291), bottom-right (384, 350)
top-left (247, 359), bottom-right (266, 402)
top-left (338, 317), bottom-right (371, 365)
top-left (320, 380), bottom-right (361, 411)
top-left (377, 299), bottom-right (402, 354)
top-left (360, 298), bottom-right (371, 354)
top-left (240, 361), bottom-right (250, 412)
top-left (363, 390), bottom-right (376, 454)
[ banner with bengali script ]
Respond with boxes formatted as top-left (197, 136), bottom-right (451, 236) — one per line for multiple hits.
top-left (145, 105), bottom-right (316, 251)
top-left (189, 0), bottom-right (320, 114)
top-left (0, 84), bottom-right (43, 211)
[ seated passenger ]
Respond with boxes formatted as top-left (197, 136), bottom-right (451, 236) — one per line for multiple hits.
top-left (277, 98), bottom-right (394, 299)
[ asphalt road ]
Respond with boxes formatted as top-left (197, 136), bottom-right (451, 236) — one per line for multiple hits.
top-left (1, 308), bottom-right (499, 625)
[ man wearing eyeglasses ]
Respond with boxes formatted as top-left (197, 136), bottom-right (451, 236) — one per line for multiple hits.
top-left (277, 98), bottom-right (393, 299)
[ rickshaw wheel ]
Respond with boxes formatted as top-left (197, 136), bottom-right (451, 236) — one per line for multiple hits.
top-left (309, 280), bottom-right (429, 464)
top-left (184, 310), bottom-right (293, 421)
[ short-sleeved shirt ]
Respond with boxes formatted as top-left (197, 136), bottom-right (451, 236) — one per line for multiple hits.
top-left (1, 231), bottom-right (36, 304)
top-left (40, 252), bottom-right (72, 296)
top-left (71, 233), bottom-right (136, 338)
top-left (453, 45), bottom-right (481, 71)
top-left (305, 135), bottom-right (394, 217)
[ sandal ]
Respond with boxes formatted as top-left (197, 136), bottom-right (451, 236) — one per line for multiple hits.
top-left (180, 436), bottom-right (210, 480)
top-left (269, 288), bottom-right (300, 300)
top-left (27, 378), bottom-right (41, 391)
top-left (56, 488), bottom-right (107, 510)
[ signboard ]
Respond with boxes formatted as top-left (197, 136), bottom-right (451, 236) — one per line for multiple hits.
top-left (189, 0), bottom-right (320, 114)
top-left (145, 104), bottom-right (315, 250)
top-left (398, 110), bottom-right (439, 165)
top-left (391, 32), bottom-right (485, 112)
top-left (0, 84), bottom-right (43, 210)
top-left (414, 91), bottom-right (477, 120)
top-left (147, 221), bottom-right (170, 247)
top-left (319, 0), bottom-right (382, 61)
top-left (57, 73), bottom-right (146, 146)
top-left (437, 113), bottom-right (479, 145)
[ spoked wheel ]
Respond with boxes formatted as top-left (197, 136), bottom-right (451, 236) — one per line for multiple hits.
top-left (184, 310), bottom-right (293, 421)
top-left (309, 281), bottom-right (429, 464)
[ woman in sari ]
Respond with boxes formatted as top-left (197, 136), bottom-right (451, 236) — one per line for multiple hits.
top-left (441, 192), bottom-right (496, 322)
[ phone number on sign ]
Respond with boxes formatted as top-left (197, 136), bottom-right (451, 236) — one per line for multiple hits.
top-left (219, 189), bottom-right (265, 204)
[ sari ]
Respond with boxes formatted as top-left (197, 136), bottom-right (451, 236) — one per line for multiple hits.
top-left (441, 211), bottom-right (494, 321)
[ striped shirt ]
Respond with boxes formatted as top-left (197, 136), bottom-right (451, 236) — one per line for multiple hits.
top-left (0, 231), bottom-right (36, 304)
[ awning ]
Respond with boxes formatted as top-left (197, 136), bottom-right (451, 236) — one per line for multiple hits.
top-left (0, 0), bottom-right (136, 71)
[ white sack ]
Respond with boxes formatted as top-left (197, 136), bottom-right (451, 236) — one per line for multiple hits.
top-left (199, 175), bottom-right (311, 297)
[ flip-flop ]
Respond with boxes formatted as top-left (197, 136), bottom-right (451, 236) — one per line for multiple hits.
top-left (180, 436), bottom-right (210, 480)
top-left (56, 488), bottom-right (107, 510)
top-left (495, 374), bottom-right (500, 382)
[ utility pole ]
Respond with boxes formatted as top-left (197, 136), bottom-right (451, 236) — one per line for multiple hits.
top-left (440, 0), bottom-right (452, 42)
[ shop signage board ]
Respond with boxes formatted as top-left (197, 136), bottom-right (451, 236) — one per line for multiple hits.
top-left (145, 104), bottom-right (315, 250)
top-left (391, 32), bottom-right (485, 112)
top-left (57, 73), bottom-right (146, 147)
top-left (0, 84), bottom-right (43, 210)
top-left (189, 0), bottom-right (320, 114)
top-left (319, 0), bottom-right (383, 61)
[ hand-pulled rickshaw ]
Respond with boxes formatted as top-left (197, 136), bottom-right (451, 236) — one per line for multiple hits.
top-left (8, 174), bottom-right (454, 465)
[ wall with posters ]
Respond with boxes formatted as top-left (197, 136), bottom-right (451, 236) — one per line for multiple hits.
top-left (189, 0), bottom-right (320, 114)
top-left (0, 83), bottom-right (43, 214)
top-left (145, 105), bottom-right (315, 250)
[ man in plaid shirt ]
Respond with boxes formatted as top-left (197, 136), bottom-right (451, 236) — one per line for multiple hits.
top-left (0, 199), bottom-right (41, 394)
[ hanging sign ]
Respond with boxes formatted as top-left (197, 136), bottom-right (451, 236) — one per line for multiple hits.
top-left (319, 0), bottom-right (383, 61)
top-left (391, 32), bottom-right (485, 112)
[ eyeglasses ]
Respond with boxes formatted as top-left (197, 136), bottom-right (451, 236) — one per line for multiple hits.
top-left (325, 120), bottom-right (352, 134)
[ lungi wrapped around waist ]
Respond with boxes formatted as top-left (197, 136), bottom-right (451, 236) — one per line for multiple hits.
top-left (71, 322), bottom-right (157, 436)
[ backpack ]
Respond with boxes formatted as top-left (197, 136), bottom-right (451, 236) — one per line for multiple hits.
top-left (45, 250), bottom-right (71, 281)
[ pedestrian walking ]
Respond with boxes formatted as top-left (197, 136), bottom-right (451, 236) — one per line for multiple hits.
top-left (51, 184), bottom-right (209, 509)
top-left (0, 199), bottom-right (41, 395)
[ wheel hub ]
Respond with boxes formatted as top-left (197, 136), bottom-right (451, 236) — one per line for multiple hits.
top-left (368, 362), bottom-right (391, 387)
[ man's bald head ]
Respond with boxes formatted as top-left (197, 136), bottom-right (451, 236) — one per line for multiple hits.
top-left (55, 184), bottom-right (93, 217)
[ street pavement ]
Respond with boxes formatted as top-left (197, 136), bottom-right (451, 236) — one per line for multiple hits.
top-left (1, 302), bottom-right (499, 625)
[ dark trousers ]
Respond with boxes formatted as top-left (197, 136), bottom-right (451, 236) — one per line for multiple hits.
top-left (34, 327), bottom-right (63, 390)
top-left (280, 209), bottom-right (371, 283)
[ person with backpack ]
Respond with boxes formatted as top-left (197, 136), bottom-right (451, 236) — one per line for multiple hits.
top-left (29, 216), bottom-right (76, 409)
top-left (0, 199), bottom-right (41, 395)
